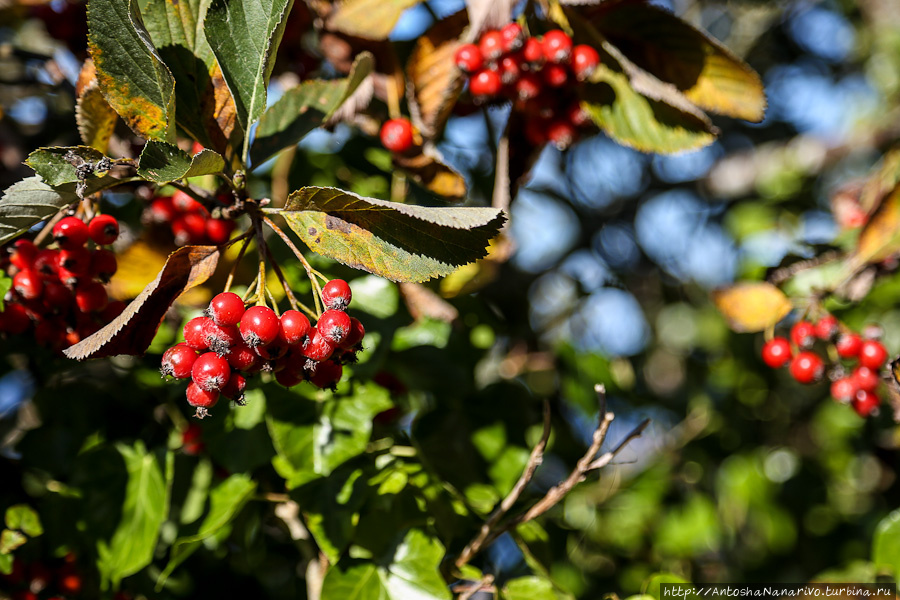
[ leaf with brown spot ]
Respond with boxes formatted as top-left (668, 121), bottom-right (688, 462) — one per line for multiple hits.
top-left (276, 187), bottom-right (505, 282)
top-left (854, 183), bottom-right (900, 265)
top-left (393, 147), bottom-right (467, 201)
top-left (327, 0), bottom-right (423, 40)
top-left (712, 282), bottom-right (792, 333)
top-left (64, 245), bottom-right (220, 360)
top-left (75, 59), bottom-right (118, 152)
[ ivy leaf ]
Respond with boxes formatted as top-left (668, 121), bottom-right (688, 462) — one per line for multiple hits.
top-left (295, 468), bottom-right (370, 564)
top-left (87, 0), bottom-right (176, 143)
top-left (97, 443), bottom-right (171, 590)
top-left (250, 52), bottom-right (375, 167)
top-left (204, 0), bottom-right (293, 160)
top-left (326, 0), bottom-right (423, 40)
top-left (64, 245), bottom-right (220, 360)
top-left (0, 177), bottom-right (77, 246)
top-left (137, 141), bottom-right (226, 184)
top-left (712, 282), bottom-right (792, 333)
top-left (872, 508), bottom-right (900, 577)
top-left (75, 59), bottom-right (118, 152)
top-left (5, 505), bottom-right (43, 537)
top-left (276, 187), bottom-right (506, 283)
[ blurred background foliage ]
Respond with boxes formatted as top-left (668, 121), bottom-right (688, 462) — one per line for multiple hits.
top-left (2, 0), bottom-right (900, 598)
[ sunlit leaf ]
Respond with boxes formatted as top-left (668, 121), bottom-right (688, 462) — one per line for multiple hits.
top-left (5, 505), bottom-right (43, 537)
top-left (75, 59), bottom-right (118, 152)
top-left (873, 508), bottom-right (900, 576)
top-left (711, 282), bottom-right (792, 333)
top-left (0, 530), bottom-right (26, 554)
top-left (855, 183), bottom-right (900, 264)
top-left (137, 141), bottom-right (226, 184)
top-left (326, 0), bottom-right (423, 40)
top-left (502, 576), bottom-right (558, 600)
top-left (0, 177), bottom-right (77, 246)
top-left (393, 148), bottom-right (467, 201)
top-left (26, 146), bottom-right (109, 187)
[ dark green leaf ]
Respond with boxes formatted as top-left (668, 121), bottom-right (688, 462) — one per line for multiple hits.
top-left (297, 467), bottom-right (370, 563)
top-left (873, 508), bottom-right (900, 576)
top-left (0, 530), bottom-right (27, 554)
top-left (0, 275), bottom-right (10, 311)
top-left (250, 52), bottom-right (374, 167)
top-left (0, 553), bottom-right (12, 575)
top-left (276, 187), bottom-right (505, 283)
top-left (5, 505), bottom-right (43, 537)
top-left (0, 177), bottom-right (77, 246)
top-left (326, 0), bottom-right (423, 40)
top-left (502, 576), bottom-right (558, 600)
top-left (87, 0), bottom-right (176, 142)
top-left (26, 146), bottom-right (107, 186)
top-left (204, 0), bottom-right (293, 160)
top-left (137, 141), bottom-right (226, 183)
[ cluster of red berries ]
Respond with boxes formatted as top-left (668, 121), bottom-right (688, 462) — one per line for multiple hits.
top-left (1, 555), bottom-right (84, 600)
top-left (761, 315), bottom-right (890, 417)
top-left (161, 279), bottom-right (365, 418)
top-left (143, 189), bottom-right (235, 246)
top-left (0, 215), bottom-right (125, 353)
top-left (454, 24), bottom-right (599, 149)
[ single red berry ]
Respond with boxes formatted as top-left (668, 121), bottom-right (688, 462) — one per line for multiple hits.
top-left (0, 303), bottom-right (31, 335)
top-left (279, 310), bottom-right (311, 345)
top-left (275, 366), bottom-right (304, 388)
top-left (852, 389), bottom-right (880, 417)
top-left (455, 43), bottom-right (484, 73)
top-left (790, 320), bottom-right (816, 348)
top-left (317, 309), bottom-right (352, 345)
top-left (499, 53), bottom-right (523, 84)
top-left (858, 340), bottom-right (888, 369)
top-left (852, 366), bottom-right (880, 392)
top-left (340, 317), bottom-right (366, 350)
top-left (256, 338), bottom-right (289, 361)
top-left (13, 269), bottom-right (43, 300)
top-left (542, 30), bottom-right (573, 63)
top-left (547, 120), bottom-right (577, 150)
top-left (761, 337), bottom-right (792, 368)
top-left (172, 212), bottom-right (208, 245)
top-left (181, 422), bottom-right (205, 455)
top-left (204, 321), bottom-right (241, 356)
top-left (301, 327), bottom-right (337, 362)
top-left (53, 216), bottom-right (89, 248)
top-left (500, 22), bottom-right (525, 52)
top-left (88, 214), bottom-right (119, 245)
top-left (205, 218), bottom-right (235, 244)
top-left (186, 381), bottom-right (219, 418)
top-left (836, 333), bottom-right (862, 358)
top-left (830, 377), bottom-right (857, 402)
top-left (815, 315), bottom-right (839, 340)
top-left (208, 291), bottom-right (245, 326)
top-left (310, 360), bottom-right (343, 390)
top-left (33, 248), bottom-right (60, 278)
top-left (522, 37), bottom-right (543, 65)
top-left (183, 316), bottom-right (212, 351)
top-left (478, 30), bottom-right (504, 60)
top-left (380, 118), bottom-right (415, 153)
top-left (74, 280), bottom-right (108, 313)
top-left (90, 248), bottom-right (118, 281)
top-left (541, 63), bottom-right (569, 87)
top-left (789, 351), bottom-right (824, 384)
top-left (227, 339), bottom-right (259, 371)
top-left (191, 352), bottom-right (231, 392)
top-left (148, 196), bottom-right (177, 223)
top-left (59, 246), bottom-right (92, 276)
top-left (9, 239), bottom-right (37, 270)
top-left (240, 305), bottom-right (280, 347)
top-left (572, 44), bottom-right (600, 80)
top-left (567, 100), bottom-right (590, 127)
top-left (161, 343), bottom-right (198, 379)
top-left (56, 566), bottom-right (82, 595)
top-left (322, 279), bottom-right (352, 311)
top-left (43, 280), bottom-right (73, 311)
top-left (220, 372), bottom-right (247, 401)
top-left (469, 69), bottom-right (503, 97)
top-left (515, 73), bottom-right (541, 100)
top-left (172, 189), bottom-right (205, 213)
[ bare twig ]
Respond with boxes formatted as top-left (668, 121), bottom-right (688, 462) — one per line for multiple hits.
top-left (586, 418), bottom-right (650, 471)
top-left (223, 230), bottom-right (255, 293)
top-left (456, 574), bottom-right (496, 600)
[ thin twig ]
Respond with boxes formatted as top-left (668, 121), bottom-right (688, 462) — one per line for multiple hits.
top-left (457, 574), bottom-right (495, 600)
top-left (586, 418), bottom-right (651, 472)
top-left (264, 244), bottom-right (316, 317)
top-left (223, 231), bottom-right (255, 293)
top-left (261, 214), bottom-right (324, 317)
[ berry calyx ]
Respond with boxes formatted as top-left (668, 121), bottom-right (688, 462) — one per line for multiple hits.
top-left (761, 337), bottom-right (792, 368)
top-left (572, 44), bottom-right (600, 80)
top-left (204, 321), bottom-right (241, 356)
top-left (789, 351), bottom-right (824, 384)
top-left (454, 43), bottom-right (483, 73)
top-left (790, 320), bottom-right (816, 348)
top-left (191, 352), bottom-right (231, 392)
top-left (380, 118), bottom-right (415, 154)
top-left (322, 279), bottom-right (352, 311)
top-left (208, 291), bottom-right (245, 327)
top-left (88, 214), bottom-right (119, 245)
top-left (541, 30), bottom-right (573, 63)
top-left (53, 216), bottom-right (89, 248)
top-left (161, 344), bottom-right (198, 379)
top-left (858, 340), bottom-right (888, 370)
top-left (240, 305), bottom-right (280, 348)
top-left (186, 382), bottom-right (219, 418)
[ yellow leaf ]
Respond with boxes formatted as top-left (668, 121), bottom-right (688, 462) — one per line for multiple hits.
top-left (712, 282), bottom-right (791, 333)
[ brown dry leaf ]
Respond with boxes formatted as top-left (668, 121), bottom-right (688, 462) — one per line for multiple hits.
top-left (64, 245), bottom-right (220, 360)
top-left (854, 183), bottom-right (900, 265)
top-left (439, 234), bottom-right (514, 298)
top-left (860, 147), bottom-right (900, 214)
top-left (711, 282), bottom-right (792, 333)
top-left (393, 148), bottom-right (467, 200)
top-left (465, 0), bottom-right (517, 38)
top-left (399, 283), bottom-right (458, 322)
top-left (75, 59), bottom-right (118, 153)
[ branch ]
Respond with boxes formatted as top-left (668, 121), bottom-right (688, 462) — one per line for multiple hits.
top-left (456, 574), bottom-right (495, 600)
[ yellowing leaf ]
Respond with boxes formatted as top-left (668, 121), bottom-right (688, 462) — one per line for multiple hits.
top-left (712, 282), bottom-right (792, 333)
top-left (327, 0), bottom-right (423, 40)
top-left (75, 59), bottom-right (118, 152)
top-left (855, 183), bottom-right (900, 265)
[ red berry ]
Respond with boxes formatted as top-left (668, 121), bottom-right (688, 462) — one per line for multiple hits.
top-left (186, 382), bottom-right (219, 418)
top-left (830, 377), bottom-right (857, 402)
top-left (172, 189), bottom-right (205, 213)
top-left (547, 120), bottom-right (577, 150)
top-left (148, 196), bottom-right (177, 223)
top-left (852, 366), bottom-right (880, 392)
top-left (761, 337), bottom-right (792, 368)
top-left (515, 73), bottom-right (541, 100)
top-left (191, 352), bottom-right (231, 391)
top-left (53, 216), bottom-right (89, 248)
top-left (567, 100), bottom-right (590, 127)
top-left (310, 360), bottom-right (343, 390)
top-left (59, 246), bottom-right (91, 276)
top-left (0, 303), bottom-right (31, 334)
top-left (43, 280), bottom-right (73, 311)
top-left (161, 343), bottom-right (198, 379)
top-left (469, 69), bottom-right (503, 97)
top-left (572, 44), bottom-right (600, 80)
top-left (542, 30), bottom-right (573, 63)
top-left (317, 309), bottom-right (352, 345)
top-left (499, 53), bottom-right (523, 84)
top-left (57, 565), bottom-right (83, 595)
top-left (858, 340), bottom-right (888, 369)
top-left (33, 248), bottom-right (60, 278)
top-left (455, 43), bottom-right (483, 73)
top-left (790, 320), bottom-right (816, 348)
top-left (13, 269), bottom-right (43, 300)
top-left (340, 317), bottom-right (366, 350)
top-left (204, 321), bottom-right (241, 356)
top-left (478, 30), bottom-right (504, 60)
top-left (541, 63), bottom-right (569, 87)
top-left (522, 37), bottom-right (543, 65)
top-left (220, 372), bottom-right (247, 401)
top-left (500, 22), bottom-right (525, 52)
top-left (172, 212), bottom-right (208, 245)
top-left (227, 339), bottom-right (259, 371)
top-left (275, 366), bottom-right (304, 388)
top-left (205, 218), bottom-right (235, 244)
top-left (256, 338), bottom-right (289, 361)
top-left (90, 248), bottom-right (118, 281)
top-left (836, 333), bottom-right (862, 358)
top-left (789, 351), bottom-right (824, 384)
top-left (322, 279), bottom-right (352, 311)
top-left (184, 316), bottom-right (212, 351)
top-left (240, 305), bottom-right (280, 347)
top-left (815, 315), bottom-right (838, 340)
top-left (208, 291), bottom-right (245, 327)
top-left (88, 214), bottom-right (119, 245)
top-left (380, 118), bottom-right (415, 153)
top-left (852, 390), bottom-right (880, 417)
top-left (279, 310), bottom-right (311, 345)
top-left (9, 239), bottom-right (37, 270)
top-left (301, 327), bottom-right (337, 362)
top-left (74, 280), bottom-right (108, 312)
top-left (181, 422), bottom-right (205, 455)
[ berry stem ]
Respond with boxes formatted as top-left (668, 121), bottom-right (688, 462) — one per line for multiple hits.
top-left (242, 277), bottom-right (259, 303)
top-left (255, 258), bottom-right (267, 307)
top-left (261, 215), bottom-right (325, 317)
top-left (263, 243), bottom-right (317, 319)
top-left (223, 233), bottom-right (253, 294)
top-left (34, 207), bottom-right (74, 246)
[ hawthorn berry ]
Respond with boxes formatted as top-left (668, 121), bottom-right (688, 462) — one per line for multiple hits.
top-left (340, 317), bottom-right (366, 350)
top-left (256, 338), bottom-right (289, 361)
top-left (790, 320), bottom-right (816, 348)
top-left (34, 249), bottom-right (59, 277)
top-left (469, 69), bottom-right (503, 97)
top-left (191, 352), bottom-right (231, 391)
top-left (836, 333), bottom-right (862, 358)
top-left (572, 44), bottom-right (600, 80)
top-left (220, 372), bottom-right (247, 401)
top-left (542, 30), bottom-right (573, 63)
top-left (275, 366), bottom-right (304, 388)
top-left (852, 366), bottom-right (880, 392)
top-left (830, 377), bottom-right (856, 402)
top-left (852, 390), bottom-right (880, 417)
top-left (454, 44), bottom-right (483, 73)
top-left (184, 316), bottom-right (212, 351)
top-left (789, 351), bottom-right (824, 384)
top-left (208, 291), bottom-right (245, 327)
top-left (547, 120), bottom-right (577, 150)
top-left (181, 422), bottom-right (205, 455)
top-left (75, 281), bottom-right (108, 313)
top-left (500, 22), bottom-right (525, 52)
top-left (858, 340), bottom-right (888, 369)
top-left (322, 279), bottom-right (352, 310)
top-left (90, 248), bottom-right (118, 281)
top-left (515, 73), bottom-right (541, 100)
top-left (161, 344), bottom-right (198, 379)
top-left (205, 218), bottom-right (236, 245)
top-left (310, 360), bottom-right (343, 389)
top-left (227, 340), bottom-right (259, 372)
top-left (301, 327), bottom-right (336, 362)
top-left (9, 239), bottom-right (37, 269)
top-left (172, 189), bottom-right (205, 213)
top-left (499, 54), bottom-right (523, 84)
top-left (380, 118), bottom-right (415, 153)
top-left (541, 63), bottom-right (569, 87)
top-left (567, 101), bottom-right (590, 127)
top-left (317, 309), bottom-right (352, 345)
top-left (240, 305), bottom-right (280, 347)
top-left (478, 30), bottom-right (504, 60)
top-left (761, 337), bottom-right (792, 368)
top-left (204, 321), bottom-right (241, 356)
top-left (815, 315), bottom-right (839, 340)
top-left (279, 310), bottom-right (311, 345)
top-left (13, 269), bottom-right (43, 300)
top-left (43, 281), bottom-right (73, 311)
top-left (88, 214), bottom-right (119, 245)
top-left (53, 216), bottom-right (89, 248)
top-left (0, 304), bottom-right (31, 334)
top-left (522, 37), bottom-right (543, 65)
top-left (59, 246), bottom-right (91, 276)
top-left (148, 196), bottom-right (177, 223)
top-left (172, 213), bottom-right (208, 245)
top-left (186, 382), bottom-right (219, 418)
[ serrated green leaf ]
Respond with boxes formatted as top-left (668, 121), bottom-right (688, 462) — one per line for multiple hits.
top-left (276, 187), bottom-right (505, 283)
top-left (88, 0), bottom-right (176, 142)
top-left (26, 146), bottom-right (107, 186)
top-left (250, 52), bottom-right (374, 167)
top-left (502, 576), bottom-right (558, 600)
top-left (326, 0), bottom-right (423, 40)
top-left (0, 530), bottom-right (27, 554)
top-left (0, 177), bottom-right (77, 246)
top-left (873, 508), bottom-right (900, 576)
top-left (204, 0), bottom-right (293, 161)
top-left (5, 505), bottom-right (43, 537)
top-left (97, 443), bottom-right (171, 590)
top-left (138, 141), bottom-right (226, 183)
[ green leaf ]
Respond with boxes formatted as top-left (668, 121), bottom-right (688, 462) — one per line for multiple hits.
top-left (276, 187), bottom-right (506, 283)
top-left (204, 0), bottom-right (293, 160)
top-left (297, 468), bottom-right (370, 564)
top-left (502, 576), bottom-right (557, 600)
top-left (326, 0), bottom-right (423, 40)
top-left (157, 474), bottom-right (256, 587)
top-left (250, 52), bottom-right (375, 167)
top-left (26, 146), bottom-right (107, 186)
top-left (0, 177), bottom-right (77, 246)
top-left (88, 0), bottom-right (176, 142)
top-left (0, 275), bottom-right (10, 311)
top-left (137, 141), bottom-right (226, 184)
top-left (266, 383), bottom-right (392, 488)
top-left (873, 508), bottom-right (900, 576)
top-left (0, 530), bottom-right (27, 554)
top-left (97, 443), bottom-right (171, 590)
top-left (644, 573), bottom-right (698, 600)
top-left (321, 561), bottom-right (384, 600)
top-left (0, 552), bottom-right (13, 575)
top-left (5, 505), bottom-right (43, 537)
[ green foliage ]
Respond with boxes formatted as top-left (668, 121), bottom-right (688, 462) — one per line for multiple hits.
top-left (0, 177), bottom-right (78, 244)
top-left (137, 141), bottom-right (226, 183)
top-left (872, 509), bottom-right (900, 577)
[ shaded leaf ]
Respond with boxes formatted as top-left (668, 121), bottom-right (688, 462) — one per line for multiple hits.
top-left (854, 183), bottom-right (900, 264)
top-left (465, 0), bottom-right (516, 36)
top-left (585, 0), bottom-right (765, 122)
top-left (87, 0), bottom-right (176, 142)
top-left (296, 468), bottom-right (370, 564)
top-left (26, 146), bottom-right (108, 187)
top-left (137, 141), bottom-right (226, 184)
top-left (97, 443), bottom-right (171, 590)
top-left (5, 505), bottom-right (43, 537)
top-left (873, 508), bottom-right (900, 576)
top-left (502, 576), bottom-right (557, 600)
top-left (0, 530), bottom-right (26, 554)
top-left (0, 177), bottom-right (77, 246)
top-left (250, 52), bottom-right (375, 167)
top-left (645, 574), bottom-right (698, 600)
top-left (277, 187), bottom-right (505, 282)
top-left (0, 553), bottom-right (12, 576)
top-left (75, 59), bottom-right (118, 152)
top-left (327, 0), bottom-right (422, 40)
top-left (393, 148), bottom-right (467, 201)
top-left (711, 282), bottom-right (792, 333)
top-left (204, 0), bottom-right (293, 160)
top-left (64, 245), bottom-right (220, 360)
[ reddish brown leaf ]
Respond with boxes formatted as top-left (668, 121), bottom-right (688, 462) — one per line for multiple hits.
top-left (393, 148), bottom-right (467, 200)
top-left (854, 183), bottom-right (900, 265)
top-left (64, 245), bottom-right (220, 360)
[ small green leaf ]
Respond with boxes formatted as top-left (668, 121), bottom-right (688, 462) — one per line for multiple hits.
top-left (0, 177), bottom-right (78, 246)
top-left (277, 187), bottom-right (505, 283)
top-left (88, 0), bottom-right (176, 142)
top-left (26, 146), bottom-right (107, 186)
top-left (502, 576), bottom-right (557, 600)
top-left (137, 141), bottom-right (226, 184)
top-left (645, 573), bottom-right (698, 600)
top-left (327, 0), bottom-right (423, 40)
top-left (250, 52), bottom-right (374, 167)
top-left (0, 530), bottom-right (27, 554)
top-left (873, 508), bottom-right (900, 576)
top-left (0, 275), bottom-right (11, 311)
top-left (5, 505), bottom-right (43, 537)
top-left (0, 552), bottom-right (13, 575)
